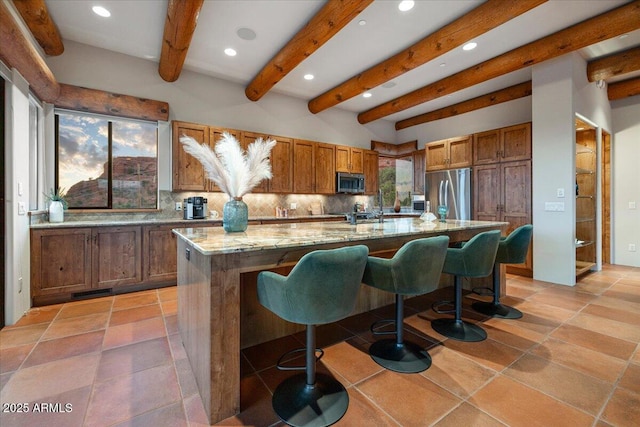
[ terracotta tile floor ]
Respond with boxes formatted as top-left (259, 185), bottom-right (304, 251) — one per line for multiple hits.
top-left (1, 265), bottom-right (639, 427)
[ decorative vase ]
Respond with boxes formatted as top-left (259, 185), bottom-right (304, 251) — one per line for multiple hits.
top-left (437, 205), bottom-right (448, 222)
top-left (223, 197), bottom-right (248, 232)
top-left (393, 191), bottom-right (401, 213)
top-left (49, 201), bottom-right (64, 223)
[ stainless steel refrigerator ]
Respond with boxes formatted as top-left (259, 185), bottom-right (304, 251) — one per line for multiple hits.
top-left (425, 167), bottom-right (472, 220)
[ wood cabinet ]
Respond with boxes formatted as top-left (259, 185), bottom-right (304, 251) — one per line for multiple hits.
top-left (473, 122), bottom-right (531, 165)
top-left (315, 142), bottom-right (336, 194)
top-left (269, 136), bottom-right (294, 193)
top-left (474, 160), bottom-right (532, 274)
top-left (293, 139), bottom-right (315, 194)
top-left (363, 150), bottom-right (379, 195)
top-left (92, 226), bottom-right (142, 289)
top-left (209, 127), bottom-right (241, 192)
top-left (576, 134), bottom-right (597, 277)
top-left (425, 136), bottom-right (472, 171)
top-left (172, 121), bottom-right (209, 191)
top-left (143, 224), bottom-right (178, 283)
top-left (412, 149), bottom-right (425, 194)
top-left (335, 145), bottom-right (364, 174)
top-left (31, 228), bottom-right (93, 297)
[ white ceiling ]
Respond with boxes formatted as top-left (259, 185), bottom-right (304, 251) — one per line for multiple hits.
top-left (44, 0), bottom-right (640, 124)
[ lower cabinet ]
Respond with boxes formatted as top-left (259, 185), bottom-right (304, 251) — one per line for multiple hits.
top-left (143, 224), bottom-right (178, 283)
top-left (92, 226), bottom-right (142, 289)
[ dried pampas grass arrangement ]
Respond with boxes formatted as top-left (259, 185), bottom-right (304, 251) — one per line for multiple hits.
top-left (180, 132), bottom-right (276, 198)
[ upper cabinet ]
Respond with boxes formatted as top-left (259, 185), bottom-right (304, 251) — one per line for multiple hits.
top-left (315, 143), bottom-right (336, 194)
top-left (363, 150), bottom-right (379, 195)
top-left (336, 146), bottom-right (364, 174)
top-left (425, 136), bottom-right (472, 171)
top-left (412, 149), bottom-right (425, 194)
top-left (293, 139), bottom-right (315, 194)
top-left (172, 121), bottom-right (209, 191)
top-left (473, 122), bottom-right (531, 165)
top-left (267, 135), bottom-right (294, 194)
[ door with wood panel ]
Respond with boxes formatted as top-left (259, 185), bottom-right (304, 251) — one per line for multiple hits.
top-left (315, 143), bottom-right (335, 194)
top-left (363, 150), bottom-right (379, 195)
top-left (293, 140), bottom-right (315, 194)
top-left (501, 123), bottom-right (531, 162)
top-left (268, 136), bottom-right (294, 193)
top-left (92, 226), bottom-right (142, 289)
top-left (447, 136), bottom-right (472, 169)
top-left (241, 132), bottom-right (269, 193)
top-left (172, 121), bottom-right (209, 191)
top-left (143, 225), bottom-right (177, 283)
top-left (473, 164), bottom-right (501, 222)
top-left (209, 127), bottom-right (241, 192)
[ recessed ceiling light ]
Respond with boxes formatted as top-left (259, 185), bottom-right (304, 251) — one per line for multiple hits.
top-left (358, 19), bottom-right (367, 26)
top-left (398, 1), bottom-right (414, 12)
top-left (303, 74), bottom-right (314, 80)
top-left (224, 48), bottom-right (237, 56)
top-left (463, 42), bottom-right (477, 51)
top-left (362, 92), bottom-right (372, 98)
top-left (382, 81), bottom-right (397, 89)
top-left (92, 6), bottom-right (111, 17)
top-left (237, 27), bottom-right (256, 41)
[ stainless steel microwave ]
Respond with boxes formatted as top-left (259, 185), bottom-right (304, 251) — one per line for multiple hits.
top-left (336, 173), bottom-right (365, 194)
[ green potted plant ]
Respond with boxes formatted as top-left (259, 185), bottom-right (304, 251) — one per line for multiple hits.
top-left (45, 187), bottom-right (67, 223)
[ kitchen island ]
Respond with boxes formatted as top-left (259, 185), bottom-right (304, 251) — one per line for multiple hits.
top-left (173, 218), bottom-right (506, 423)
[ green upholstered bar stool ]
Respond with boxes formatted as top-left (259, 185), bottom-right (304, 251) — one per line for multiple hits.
top-left (361, 236), bottom-right (449, 373)
top-left (472, 224), bottom-right (533, 319)
top-left (257, 245), bottom-right (368, 427)
top-left (431, 230), bottom-right (501, 342)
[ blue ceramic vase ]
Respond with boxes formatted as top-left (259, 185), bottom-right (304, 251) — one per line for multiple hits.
top-left (223, 197), bottom-right (248, 232)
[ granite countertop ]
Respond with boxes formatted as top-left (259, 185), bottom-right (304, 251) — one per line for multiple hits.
top-left (173, 218), bottom-right (507, 256)
top-left (29, 212), bottom-right (420, 229)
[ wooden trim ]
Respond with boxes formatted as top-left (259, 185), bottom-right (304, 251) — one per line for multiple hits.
top-left (158, 0), bottom-right (205, 82)
top-left (55, 83), bottom-right (169, 122)
top-left (0, 1), bottom-right (59, 102)
top-left (396, 81), bottom-right (532, 130)
top-left (370, 140), bottom-right (417, 157)
top-left (357, 0), bottom-right (640, 124)
top-left (587, 46), bottom-right (640, 82)
top-left (12, 0), bottom-right (64, 56)
top-left (308, 0), bottom-right (545, 114)
top-left (607, 76), bottom-right (640, 101)
top-left (245, 0), bottom-right (373, 102)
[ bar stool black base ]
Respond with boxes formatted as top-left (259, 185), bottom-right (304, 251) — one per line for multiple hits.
top-left (431, 318), bottom-right (487, 342)
top-left (272, 372), bottom-right (348, 427)
top-left (369, 339), bottom-right (432, 373)
top-left (472, 301), bottom-right (523, 319)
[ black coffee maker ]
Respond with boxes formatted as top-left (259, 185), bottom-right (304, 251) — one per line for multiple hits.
top-left (184, 196), bottom-right (207, 219)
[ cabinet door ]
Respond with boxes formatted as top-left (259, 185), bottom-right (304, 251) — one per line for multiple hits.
top-left (172, 121), bottom-right (208, 191)
top-left (335, 145), bottom-right (351, 173)
top-left (143, 225), bottom-right (177, 283)
top-left (448, 136), bottom-right (472, 169)
top-left (241, 132), bottom-right (268, 193)
top-left (92, 226), bottom-right (142, 289)
top-left (363, 150), bottom-right (379, 195)
top-left (425, 140), bottom-right (448, 171)
top-left (473, 164), bottom-right (501, 222)
top-left (350, 148), bottom-right (364, 174)
top-left (315, 143), bottom-right (336, 194)
top-left (412, 149), bottom-right (425, 194)
top-left (473, 130), bottom-right (500, 165)
top-left (501, 123), bottom-right (531, 162)
top-left (31, 228), bottom-right (93, 296)
top-left (293, 139), bottom-right (315, 194)
top-left (501, 160), bottom-right (532, 273)
top-left (268, 136), bottom-right (294, 193)
top-left (209, 127), bottom-right (241, 192)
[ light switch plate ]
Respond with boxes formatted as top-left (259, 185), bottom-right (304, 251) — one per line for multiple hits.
top-left (557, 188), bottom-right (565, 198)
top-left (630, 202), bottom-right (637, 209)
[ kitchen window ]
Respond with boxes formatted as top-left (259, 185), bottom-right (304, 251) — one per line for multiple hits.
top-left (55, 110), bottom-right (158, 209)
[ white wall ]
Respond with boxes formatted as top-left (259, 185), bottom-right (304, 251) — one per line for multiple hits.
top-left (611, 95), bottom-right (640, 267)
top-left (46, 41), bottom-right (397, 191)
top-left (4, 69), bottom-right (32, 323)
top-left (396, 97), bottom-right (531, 147)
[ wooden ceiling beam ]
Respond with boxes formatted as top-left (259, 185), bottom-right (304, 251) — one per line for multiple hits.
top-left (158, 0), bottom-right (205, 82)
top-left (587, 46), bottom-right (640, 82)
top-left (245, 0), bottom-right (373, 102)
top-left (607, 76), bottom-right (640, 100)
top-left (12, 0), bottom-right (64, 56)
top-left (0, 1), bottom-right (59, 102)
top-left (358, 0), bottom-right (640, 124)
top-left (55, 84), bottom-right (169, 122)
top-left (396, 81), bottom-right (532, 130)
top-left (308, 0), bottom-right (546, 114)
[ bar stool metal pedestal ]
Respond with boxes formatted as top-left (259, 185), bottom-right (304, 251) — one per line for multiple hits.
top-left (257, 245), bottom-right (368, 427)
top-left (431, 230), bottom-right (501, 342)
top-left (362, 236), bottom-right (449, 373)
top-left (472, 224), bottom-right (533, 319)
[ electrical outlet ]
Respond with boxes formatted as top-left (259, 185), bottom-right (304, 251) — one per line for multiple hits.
top-left (290, 202), bottom-right (297, 210)
top-left (629, 244), bottom-right (637, 252)
top-left (175, 202), bottom-right (183, 211)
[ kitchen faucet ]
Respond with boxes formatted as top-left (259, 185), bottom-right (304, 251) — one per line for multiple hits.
top-left (378, 189), bottom-right (384, 223)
